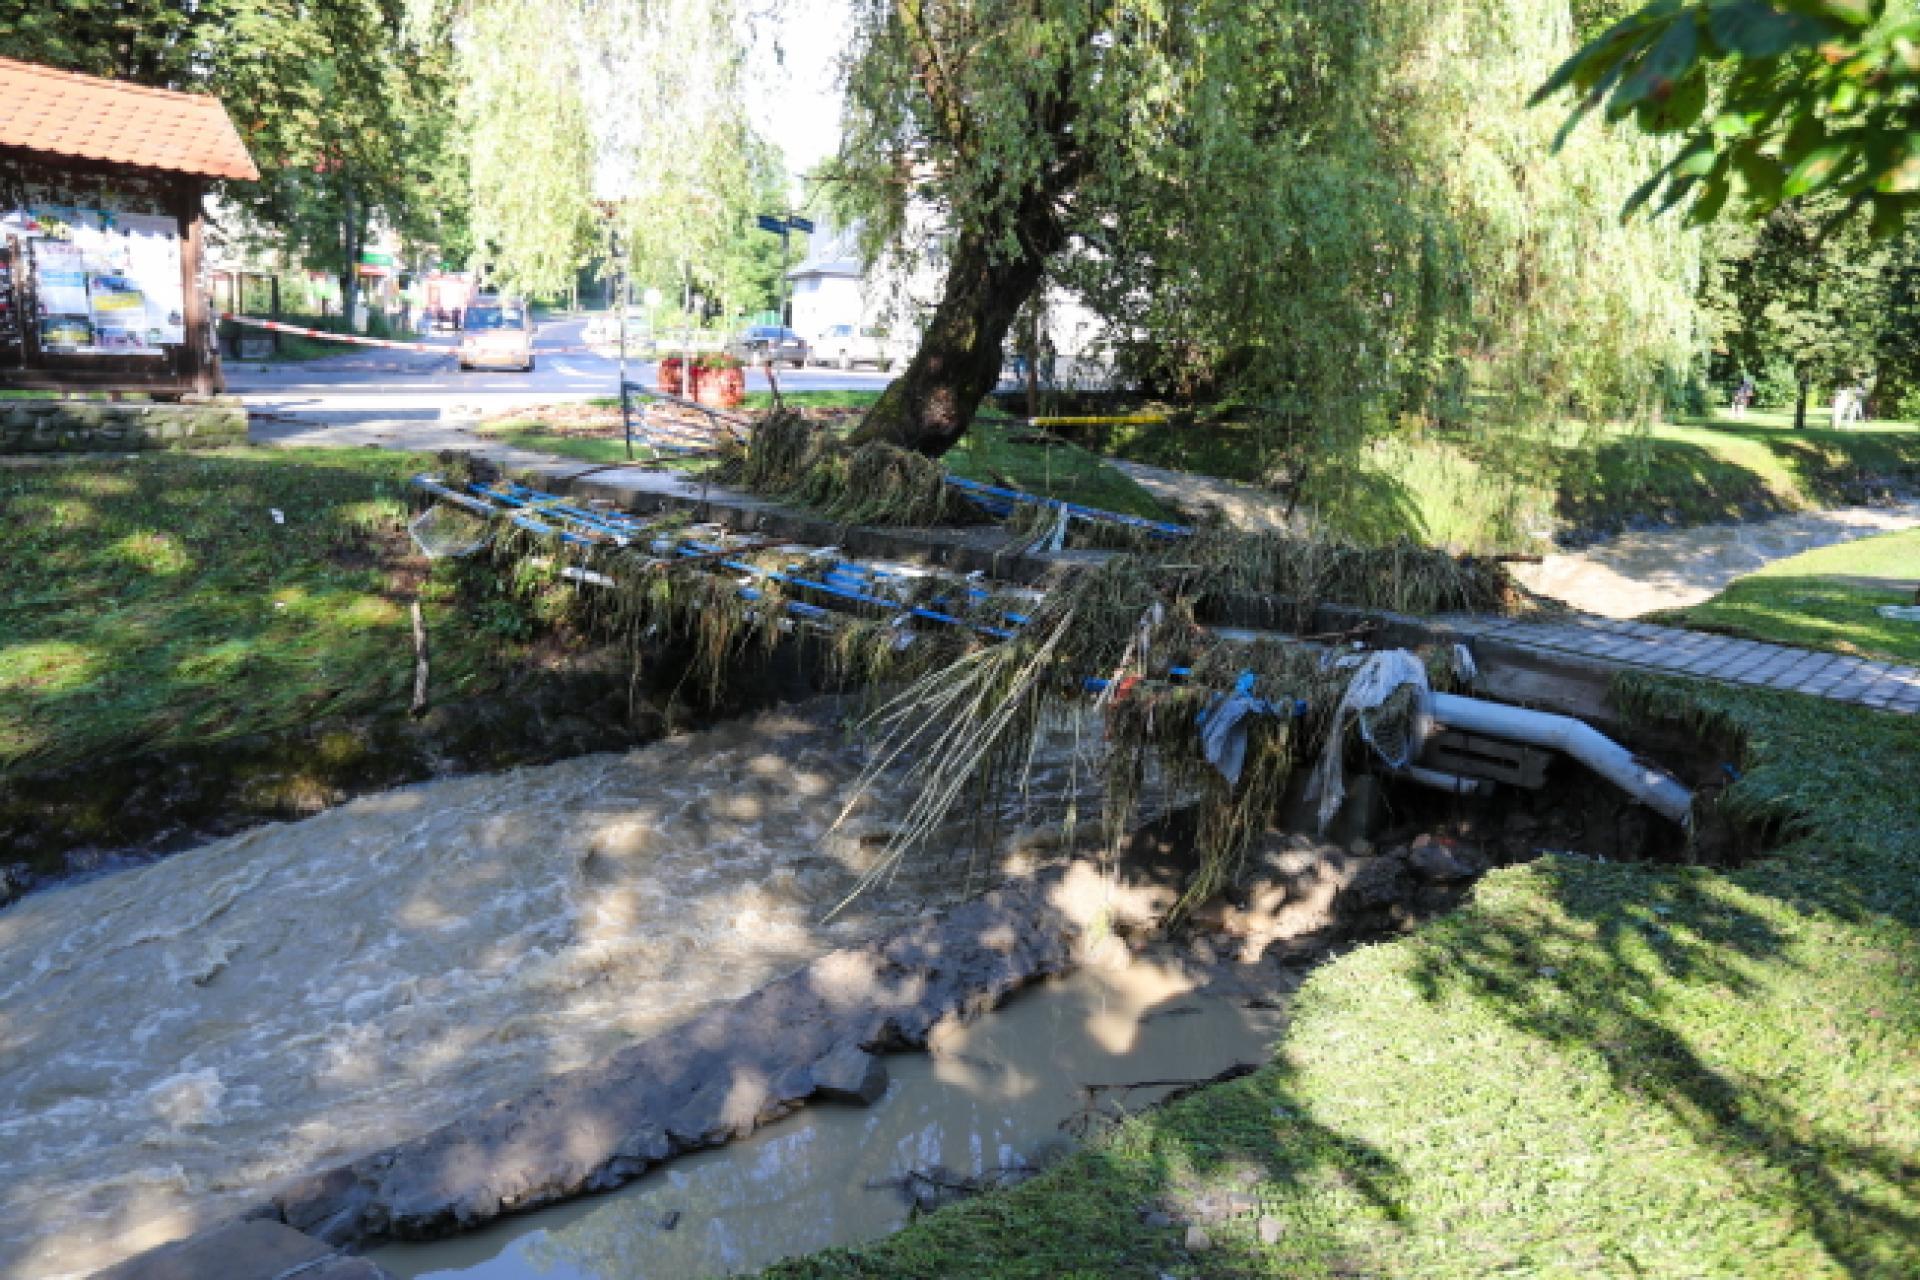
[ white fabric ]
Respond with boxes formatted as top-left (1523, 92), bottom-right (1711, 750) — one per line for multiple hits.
top-left (1306, 649), bottom-right (1429, 834)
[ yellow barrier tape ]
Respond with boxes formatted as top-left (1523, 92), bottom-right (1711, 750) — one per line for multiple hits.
top-left (1028, 414), bottom-right (1171, 427)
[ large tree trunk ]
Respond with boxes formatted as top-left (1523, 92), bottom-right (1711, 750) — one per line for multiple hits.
top-left (850, 44), bottom-right (1085, 459)
top-left (850, 230), bottom-right (1052, 457)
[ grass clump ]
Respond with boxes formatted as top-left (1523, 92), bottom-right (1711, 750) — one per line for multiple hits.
top-left (0, 450), bottom-right (513, 777)
top-left (763, 676), bottom-right (1920, 1279)
top-left (1654, 527), bottom-right (1920, 666)
top-left (728, 408), bottom-right (975, 526)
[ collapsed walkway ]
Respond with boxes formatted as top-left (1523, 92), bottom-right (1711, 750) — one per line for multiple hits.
top-left (458, 452), bottom-right (1920, 720)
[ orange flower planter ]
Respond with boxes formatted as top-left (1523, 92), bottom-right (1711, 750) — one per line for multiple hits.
top-left (657, 356), bottom-right (686, 396)
top-left (691, 363), bottom-right (745, 409)
top-left (658, 356), bottom-right (742, 408)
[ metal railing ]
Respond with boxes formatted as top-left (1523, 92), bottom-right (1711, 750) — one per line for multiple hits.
top-left (616, 379), bottom-right (752, 462)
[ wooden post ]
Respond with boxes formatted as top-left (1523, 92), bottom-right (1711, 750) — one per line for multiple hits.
top-left (270, 274), bottom-right (282, 355)
top-left (174, 176), bottom-right (215, 396)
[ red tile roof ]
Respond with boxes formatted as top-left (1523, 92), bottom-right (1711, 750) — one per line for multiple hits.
top-left (0, 56), bottom-right (260, 182)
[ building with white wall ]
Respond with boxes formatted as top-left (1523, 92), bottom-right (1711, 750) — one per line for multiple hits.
top-left (787, 216), bottom-right (1117, 386)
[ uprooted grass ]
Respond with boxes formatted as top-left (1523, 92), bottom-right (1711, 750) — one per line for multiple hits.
top-left (464, 498), bottom-right (1521, 918)
top-left (720, 408), bottom-right (979, 526)
top-left (763, 673), bottom-right (1920, 1280)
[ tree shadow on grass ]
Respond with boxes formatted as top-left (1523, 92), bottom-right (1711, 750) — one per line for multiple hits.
top-left (1396, 684), bottom-right (1920, 1278)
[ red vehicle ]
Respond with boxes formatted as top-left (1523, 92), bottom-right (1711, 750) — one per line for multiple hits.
top-left (422, 274), bottom-right (472, 330)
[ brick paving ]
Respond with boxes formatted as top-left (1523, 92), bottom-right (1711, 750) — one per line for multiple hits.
top-left (1454, 612), bottom-right (1920, 716)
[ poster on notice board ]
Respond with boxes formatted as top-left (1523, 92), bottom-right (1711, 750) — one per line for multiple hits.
top-left (0, 205), bottom-right (184, 355)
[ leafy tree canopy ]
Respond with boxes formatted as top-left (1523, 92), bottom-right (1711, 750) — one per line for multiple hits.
top-left (1538, 0), bottom-right (1920, 233)
top-left (834, 0), bottom-right (1699, 464)
top-left (449, 0), bottom-right (782, 309)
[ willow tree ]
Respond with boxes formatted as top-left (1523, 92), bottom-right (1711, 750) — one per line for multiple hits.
top-left (459, 0), bottom-right (599, 298)
top-left (453, 0), bottom-right (769, 306)
top-left (836, 0), bottom-right (1699, 464)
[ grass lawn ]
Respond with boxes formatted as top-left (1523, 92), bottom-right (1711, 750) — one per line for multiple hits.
top-left (480, 389), bottom-right (1173, 521)
top-left (763, 677), bottom-right (1920, 1279)
top-left (1653, 527), bottom-right (1920, 666)
top-left (0, 450), bottom-right (511, 778)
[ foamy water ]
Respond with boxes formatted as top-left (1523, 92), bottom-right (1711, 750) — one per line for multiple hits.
top-left (0, 701), bottom-right (1097, 1279)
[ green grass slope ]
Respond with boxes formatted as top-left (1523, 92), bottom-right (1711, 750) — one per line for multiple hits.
top-left (0, 450), bottom-right (509, 777)
top-left (1659, 527), bottom-right (1920, 666)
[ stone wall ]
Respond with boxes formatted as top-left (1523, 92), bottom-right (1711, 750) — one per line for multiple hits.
top-left (0, 396), bottom-right (247, 453)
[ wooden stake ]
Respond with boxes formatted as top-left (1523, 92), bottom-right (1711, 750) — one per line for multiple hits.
top-left (409, 599), bottom-right (430, 717)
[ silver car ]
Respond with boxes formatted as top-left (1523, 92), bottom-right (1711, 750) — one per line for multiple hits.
top-left (457, 297), bottom-right (535, 372)
top-left (813, 323), bottom-right (893, 370)
top-left (728, 325), bottom-right (809, 368)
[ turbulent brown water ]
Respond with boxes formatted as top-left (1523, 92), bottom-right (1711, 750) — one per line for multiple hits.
top-left (370, 956), bottom-right (1288, 1280)
top-left (0, 701), bottom-right (1099, 1280)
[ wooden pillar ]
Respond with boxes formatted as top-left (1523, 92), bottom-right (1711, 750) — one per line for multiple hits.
top-left (174, 175), bottom-right (215, 395)
top-left (270, 274), bottom-right (282, 354)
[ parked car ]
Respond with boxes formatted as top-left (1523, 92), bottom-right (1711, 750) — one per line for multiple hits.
top-left (727, 325), bottom-right (809, 368)
top-left (812, 323), bottom-right (893, 371)
top-left (458, 296), bottom-right (535, 372)
top-left (583, 307), bottom-right (649, 346)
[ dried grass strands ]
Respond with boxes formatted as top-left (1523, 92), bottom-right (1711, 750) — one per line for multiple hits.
top-left (727, 409), bottom-right (974, 527)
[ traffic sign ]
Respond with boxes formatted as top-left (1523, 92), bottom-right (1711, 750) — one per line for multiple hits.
top-left (788, 216), bottom-right (815, 233)
top-left (756, 214), bottom-right (787, 234)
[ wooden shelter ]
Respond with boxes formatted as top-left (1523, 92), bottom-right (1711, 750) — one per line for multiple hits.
top-left (0, 56), bottom-right (259, 396)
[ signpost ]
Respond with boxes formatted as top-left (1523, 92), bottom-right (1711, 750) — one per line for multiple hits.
top-left (757, 212), bottom-right (814, 329)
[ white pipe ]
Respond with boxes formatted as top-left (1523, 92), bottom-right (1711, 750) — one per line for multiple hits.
top-left (1397, 764), bottom-right (1496, 797)
top-left (1425, 691), bottom-right (1693, 826)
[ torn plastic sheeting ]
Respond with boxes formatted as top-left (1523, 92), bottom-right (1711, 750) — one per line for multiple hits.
top-left (1196, 671), bottom-right (1306, 786)
top-left (1306, 649), bottom-right (1430, 834)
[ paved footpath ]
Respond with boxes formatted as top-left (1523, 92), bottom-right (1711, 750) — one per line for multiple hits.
top-left (1450, 611), bottom-right (1920, 716)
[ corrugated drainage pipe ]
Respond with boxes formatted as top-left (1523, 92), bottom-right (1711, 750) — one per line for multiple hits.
top-left (1423, 691), bottom-right (1694, 826)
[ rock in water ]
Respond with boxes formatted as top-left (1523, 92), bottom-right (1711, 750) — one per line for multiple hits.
top-left (811, 1041), bottom-right (889, 1105)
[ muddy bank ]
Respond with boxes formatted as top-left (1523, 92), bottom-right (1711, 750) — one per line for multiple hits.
top-left (370, 954), bottom-right (1293, 1280)
top-left (0, 642), bottom-right (817, 905)
top-left (1513, 494), bottom-right (1920, 618)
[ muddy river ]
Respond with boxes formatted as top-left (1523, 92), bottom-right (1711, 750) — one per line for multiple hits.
top-left (0, 701), bottom-right (1102, 1280)
top-left (371, 957), bottom-right (1287, 1279)
top-left (1512, 498), bottom-right (1920, 617)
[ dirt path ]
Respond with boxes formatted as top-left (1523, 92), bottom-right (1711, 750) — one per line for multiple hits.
top-left (1107, 460), bottom-right (1297, 533)
top-left (1510, 499), bottom-right (1920, 618)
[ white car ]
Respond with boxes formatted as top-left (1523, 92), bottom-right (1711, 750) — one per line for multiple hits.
top-left (457, 298), bottom-right (535, 372)
top-left (812, 323), bottom-right (893, 370)
top-left (584, 309), bottom-right (649, 346)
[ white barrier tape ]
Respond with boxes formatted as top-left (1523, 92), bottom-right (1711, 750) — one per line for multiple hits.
top-left (221, 314), bottom-right (446, 354)
top-left (225, 316), bottom-right (631, 358)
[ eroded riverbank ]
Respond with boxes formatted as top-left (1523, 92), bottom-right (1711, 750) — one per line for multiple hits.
top-left (1512, 495), bottom-right (1920, 617)
top-left (0, 700), bottom-right (1095, 1279)
top-left (369, 954), bottom-right (1292, 1280)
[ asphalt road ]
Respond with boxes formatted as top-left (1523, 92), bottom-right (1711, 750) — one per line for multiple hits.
top-left (229, 314), bottom-right (898, 450)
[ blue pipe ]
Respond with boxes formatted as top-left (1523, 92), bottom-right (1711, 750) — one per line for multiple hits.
top-left (943, 476), bottom-right (1193, 539)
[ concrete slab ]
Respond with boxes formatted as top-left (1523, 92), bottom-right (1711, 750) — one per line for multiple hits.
top-left (92, 1218), bottom-right (384, 1280)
